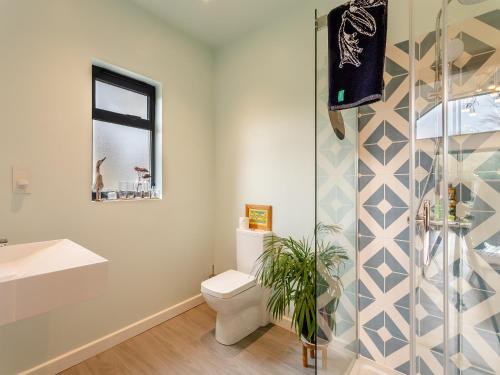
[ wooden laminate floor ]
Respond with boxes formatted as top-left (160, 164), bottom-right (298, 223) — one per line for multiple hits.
top-left (60, 303), bottom-right (316, 375)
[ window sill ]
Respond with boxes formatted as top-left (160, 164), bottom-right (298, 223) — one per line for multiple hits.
top-left (92, 197), bottom-right (162, 203)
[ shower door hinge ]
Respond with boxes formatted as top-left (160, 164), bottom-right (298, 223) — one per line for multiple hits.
top-left (316, 15), bottom-right (328, 31)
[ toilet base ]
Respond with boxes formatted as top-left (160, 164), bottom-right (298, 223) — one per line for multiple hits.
top-left (215, 304), bottom-right (269, 345)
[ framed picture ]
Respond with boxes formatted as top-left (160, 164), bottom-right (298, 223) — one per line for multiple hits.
top-left (245, 204), bottom-right (272, 231)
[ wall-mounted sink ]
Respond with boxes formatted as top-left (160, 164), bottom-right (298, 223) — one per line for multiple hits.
top-left (0, 239), bottom-right (108, 326)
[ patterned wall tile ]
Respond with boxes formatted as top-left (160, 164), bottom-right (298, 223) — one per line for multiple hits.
top-left (358, 36), bottom-right (411, 371)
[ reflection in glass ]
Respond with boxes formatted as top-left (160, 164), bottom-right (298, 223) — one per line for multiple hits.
top-left (417, 92), bottom-right (500, 139)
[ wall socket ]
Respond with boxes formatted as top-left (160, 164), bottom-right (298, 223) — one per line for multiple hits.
top-left (12, 167), bottom-right (31, 194)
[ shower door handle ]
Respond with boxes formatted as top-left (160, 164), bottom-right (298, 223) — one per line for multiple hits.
top-left (421, 200), bottom-right (432, 276)
top-left (422, 200), bottom-right (431, 232)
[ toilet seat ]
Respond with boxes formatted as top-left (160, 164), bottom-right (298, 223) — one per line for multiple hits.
top-left (201, 270), bottom-right (256, 299)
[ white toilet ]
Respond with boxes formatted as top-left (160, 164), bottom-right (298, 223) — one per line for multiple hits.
top-left (201, 229), bottom-right (272, 345)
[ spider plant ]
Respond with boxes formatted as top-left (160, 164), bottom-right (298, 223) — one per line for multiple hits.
top-left (254, 223), bottom-right (348, 343)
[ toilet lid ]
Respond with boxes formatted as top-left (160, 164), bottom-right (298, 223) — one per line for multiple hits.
top-left (201, 270), bottom-right (256, 299)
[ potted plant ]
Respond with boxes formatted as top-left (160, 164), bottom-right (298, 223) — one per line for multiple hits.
top-left (255, 223), bottom-right (348, 344)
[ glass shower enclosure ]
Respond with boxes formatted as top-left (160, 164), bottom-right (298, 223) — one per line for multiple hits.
top-left (315, 1), bottom-right (500, 374)
top-left (413, 1), bottom-right (500, 374)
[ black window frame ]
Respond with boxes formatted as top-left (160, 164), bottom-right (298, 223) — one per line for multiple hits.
top-left (92, 65), bottom-right (157, 187)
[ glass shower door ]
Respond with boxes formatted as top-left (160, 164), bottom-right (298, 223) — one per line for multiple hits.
top-left (413, 1), bottom-right (500, 374)
top-left (412, 0), bottom-right (447, 371)
top-left (315, 8), bottom-right (358, 375)
top-left (445, 1), bottom-right (500, 374)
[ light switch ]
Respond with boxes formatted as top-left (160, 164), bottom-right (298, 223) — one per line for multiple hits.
top-left (12, 167), bottom-right (31, 194)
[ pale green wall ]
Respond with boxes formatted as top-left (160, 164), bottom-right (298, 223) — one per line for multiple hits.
top-left (0, 0), bottom-right (215, 373)
top-left (213, 1), bottom-right (331, 273)
top-left (211, 0), bottom-right (411, 274)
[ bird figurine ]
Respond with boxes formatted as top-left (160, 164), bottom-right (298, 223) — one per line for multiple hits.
top-left (94, 157), bottom-right (106, 201)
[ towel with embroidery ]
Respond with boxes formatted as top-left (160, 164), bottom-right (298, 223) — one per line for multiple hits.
top-left (328, 0), bottom-right (388, 111)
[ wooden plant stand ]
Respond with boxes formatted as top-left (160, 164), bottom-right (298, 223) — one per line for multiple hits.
top-left (301, 336), bottom-right (329, 369)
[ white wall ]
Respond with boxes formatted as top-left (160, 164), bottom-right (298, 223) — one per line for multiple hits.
top-left (213, 2), bottom-right (331, 273)
top-left (0, 0), bottom-right (214, 373)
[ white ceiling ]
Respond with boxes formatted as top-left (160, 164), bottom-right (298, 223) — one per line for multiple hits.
top-left (129, 0), bottom-right (303, 48)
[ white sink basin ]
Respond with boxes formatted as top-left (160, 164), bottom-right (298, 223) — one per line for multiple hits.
top-left (0, 239), bottom-right (108, 326)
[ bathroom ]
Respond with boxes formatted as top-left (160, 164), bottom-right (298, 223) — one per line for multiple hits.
top-left (0, 0), bottom-right (499, 374)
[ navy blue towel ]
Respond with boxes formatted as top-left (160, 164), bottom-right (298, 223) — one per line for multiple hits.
top-left (328, 0), bottom-right (388, 111)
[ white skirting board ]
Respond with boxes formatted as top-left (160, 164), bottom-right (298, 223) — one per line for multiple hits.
top-left (21, 294), bottom-right (205, 375)
top-left (271, 315), bottom-right (294, 332)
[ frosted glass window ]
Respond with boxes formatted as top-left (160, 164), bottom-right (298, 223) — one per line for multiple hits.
top-left (93, 120), bottom-right (151, 191)
top-left (95, 81), bottom-right (149, 119)
top-left (92, 65), bottom-right (157, 201)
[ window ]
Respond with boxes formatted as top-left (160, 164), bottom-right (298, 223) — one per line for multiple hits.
top-left (92, 65), bottom-right (157, 201)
